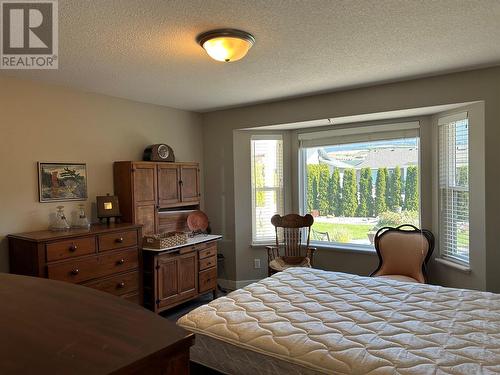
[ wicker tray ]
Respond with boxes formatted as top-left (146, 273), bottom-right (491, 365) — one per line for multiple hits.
top-left (143, 231), bottom-right (188, 249)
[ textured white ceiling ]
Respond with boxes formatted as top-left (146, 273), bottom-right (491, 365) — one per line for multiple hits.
top-left (4, 0), bottom-right (500, 112)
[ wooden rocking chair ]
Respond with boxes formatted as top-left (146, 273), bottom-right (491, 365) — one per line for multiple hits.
top-left (266, 214), bottom-right (316, 276)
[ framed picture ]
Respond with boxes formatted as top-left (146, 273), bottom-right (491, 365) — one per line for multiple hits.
top-left (38, 162), bottom-right (88, 202)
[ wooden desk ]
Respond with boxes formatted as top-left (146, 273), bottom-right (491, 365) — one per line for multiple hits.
top-left (0, 273), bottom-right (194, 374)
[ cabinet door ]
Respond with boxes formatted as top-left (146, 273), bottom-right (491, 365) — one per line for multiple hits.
top-left (180, 165), bottom-right (200, 203)
top-left (134, 204), bottom-right (157, 235)
top-left (132, 163), bottom-right (157, 205)
top-left (158, 164), bottom-right (181, 207)
top-left (132, 163), bottom-right (158, 234)
top-left (157, 257), bottom-right (178, 306)
top-left (177, 251), bottom-right (198, 300)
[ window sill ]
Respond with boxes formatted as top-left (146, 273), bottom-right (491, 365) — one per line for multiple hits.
top-left (434, 257), bottom-right (471, 273)
top-left (251, 242), bottom-right (274, 248)
top-left (251, 242), bottom-right (376, 255)
top-left (311, 242), bottom-right (377, 255)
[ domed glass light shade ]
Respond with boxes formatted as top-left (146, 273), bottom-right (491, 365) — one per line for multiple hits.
top-left (197, 29), bottom-right (255, 63)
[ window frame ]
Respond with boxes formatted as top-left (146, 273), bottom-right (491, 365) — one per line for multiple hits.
top-left (250, 134), bottom-right (284, 245)
top-left (298, 121), bottom-right (422, 250)
top-left (437, 112), bottom-right (470, 266)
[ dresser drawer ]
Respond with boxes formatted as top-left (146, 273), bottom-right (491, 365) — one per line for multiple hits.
top-left (83, 270), bottom-right (139, 296)
top-left (46, 237), bottom-right (96, 262)
top-left (98, 230), bottom-right (137, 252)
top-left (122, 292), bottom-right (140, 304)
top-left (199, 245), bottom-right (216, 260)
top-left (199, 267), bottom-right (217, 293)
top-left (199, 255), bottom-right (216, 271)
top-left (190, 240), bottom-right (219, 253)
top-left (47, 248), bottom-right (139, 284)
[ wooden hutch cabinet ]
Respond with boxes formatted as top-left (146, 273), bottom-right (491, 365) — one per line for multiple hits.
top-left (114, 161), bottom-right (200, 235)
top-left (114, 160), bottom-right (216, 313)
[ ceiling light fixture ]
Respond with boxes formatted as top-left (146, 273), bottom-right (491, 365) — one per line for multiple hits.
top-left (196, 29), bottom-right (255, 63)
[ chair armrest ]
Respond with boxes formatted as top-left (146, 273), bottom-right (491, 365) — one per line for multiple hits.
top-left (266, 246), bottom-right (280, 262)
top-left (306, 247), bottom-right (317, 265)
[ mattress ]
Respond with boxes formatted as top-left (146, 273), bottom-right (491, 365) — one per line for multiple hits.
top-left (190, 334), bottom-right (322, 375)
top-left (178, 267), bottom-right (500, 374)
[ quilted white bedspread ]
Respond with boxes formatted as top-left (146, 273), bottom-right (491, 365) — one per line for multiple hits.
top-left (178, 268), bottom-right (500, 374)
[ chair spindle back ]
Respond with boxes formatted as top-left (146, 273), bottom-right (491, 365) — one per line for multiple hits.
top-left (271, 214), bottom-right (314, 258)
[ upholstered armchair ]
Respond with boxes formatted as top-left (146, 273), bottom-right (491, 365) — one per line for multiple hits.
top-left (370, 224), bottom-right (435, 283)
top-left (266, 214), bottom-right (316, 276)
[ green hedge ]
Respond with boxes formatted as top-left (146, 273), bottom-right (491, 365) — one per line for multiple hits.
top-left (306, 164), bottom-right (419, 217)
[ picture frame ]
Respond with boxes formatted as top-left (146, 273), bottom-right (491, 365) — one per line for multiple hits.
top-left (38, 162), bottom-right (88, 203)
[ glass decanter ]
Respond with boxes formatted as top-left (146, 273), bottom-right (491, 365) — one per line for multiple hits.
top-left (50, 206), bottom-right (71, 231)
top-left (73, 204), bottom-right (90, 229)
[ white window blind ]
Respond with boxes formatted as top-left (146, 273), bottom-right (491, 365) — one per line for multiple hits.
top-left (438, 112), bottom-right (469, 264)
top-left (298, 121), bottom-right (419, 148)
top-left (251, 136), bottom-right (284, 244)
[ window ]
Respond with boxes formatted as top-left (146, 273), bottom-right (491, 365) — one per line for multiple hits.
top-left (251, 136), bottom-right (284, 244)
top-left (299, 122), bottom-right (420, 248)
top-left (438, 113), bottom-right (469, 265)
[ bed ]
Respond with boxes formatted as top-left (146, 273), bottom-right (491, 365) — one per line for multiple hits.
top-left (177, 267), bottom-right (500, 374)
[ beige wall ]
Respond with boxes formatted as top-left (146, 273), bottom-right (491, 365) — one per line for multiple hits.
top-left (202, 66), bottom-right (500, 292)
top-left (0, 75), bottom-right (203, 272)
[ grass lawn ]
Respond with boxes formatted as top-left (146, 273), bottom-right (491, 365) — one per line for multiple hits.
top-left (313, 221), bottom-right (469, 248)
top-left (457, 229), bottom-right (469, 248)
top-left (312, 222), bottom-right (372, 242)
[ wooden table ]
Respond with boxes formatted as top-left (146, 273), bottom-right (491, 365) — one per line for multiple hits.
top-left (0, 273), bottom-right (194, 374)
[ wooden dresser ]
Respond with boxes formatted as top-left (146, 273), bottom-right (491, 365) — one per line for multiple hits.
top-left (8, 223), bottom-right (142, 304)
top-left (142, 235), bottom-right (221, 313)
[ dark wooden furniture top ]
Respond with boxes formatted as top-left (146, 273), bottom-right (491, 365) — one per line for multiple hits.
top-left (8, 223), bottom-right (142, 242)
top-left (0, 273), bottom-right (193, 375)
top-left (266, 213), bottom-right (316, 276)
top-left (8, 223), bottom-right (143, 304)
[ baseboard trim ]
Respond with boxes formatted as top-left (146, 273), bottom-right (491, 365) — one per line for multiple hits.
top-left (218, 278), bottom-right (261, 291)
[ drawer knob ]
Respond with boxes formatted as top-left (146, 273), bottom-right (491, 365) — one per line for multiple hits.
top-left (117, 281), bottom-right (126, 289)
top-left (70, 268), bottom-right (79, 275)
top-left (115, 237), bottom-right (124, 243)
top-left (69, 244), bottom-right (77, 252)
top-left (116, 259), bottom-right (125, 265)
